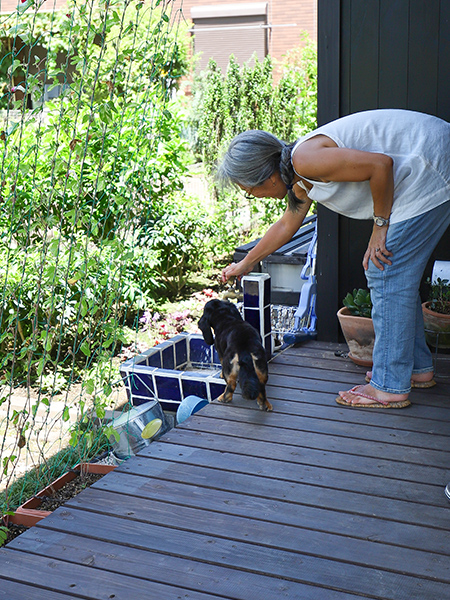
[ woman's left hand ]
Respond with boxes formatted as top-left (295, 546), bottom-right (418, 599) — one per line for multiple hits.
top-left (363, 226), bottom-right (393, 271)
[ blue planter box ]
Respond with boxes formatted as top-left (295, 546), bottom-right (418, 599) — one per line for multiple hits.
top-left (120, 333), bottom-right (225, 412)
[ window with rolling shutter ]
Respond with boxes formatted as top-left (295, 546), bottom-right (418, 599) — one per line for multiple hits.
top-left (191, 3), bottom-right (268, 73)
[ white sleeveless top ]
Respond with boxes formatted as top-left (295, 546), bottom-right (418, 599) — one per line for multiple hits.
top-left (291, 109), bottom-right (450, 224)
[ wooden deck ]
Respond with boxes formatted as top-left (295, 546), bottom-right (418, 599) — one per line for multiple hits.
top-left (0, 341), bottom-right (449, 600)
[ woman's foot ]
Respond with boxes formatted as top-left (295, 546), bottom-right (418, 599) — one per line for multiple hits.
top-left (365, 371), bottom-right (436, 389)
top-left (336, 384), bottom-right (411, 408)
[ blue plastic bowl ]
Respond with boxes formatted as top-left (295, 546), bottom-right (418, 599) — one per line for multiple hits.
top-left (176, 395), bottom-right (209, 425)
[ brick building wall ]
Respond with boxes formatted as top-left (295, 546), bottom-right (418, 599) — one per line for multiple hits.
top-left (268, 0), bottom-right (317, 61)
top-left (181, 0), bottom-right (317, 68)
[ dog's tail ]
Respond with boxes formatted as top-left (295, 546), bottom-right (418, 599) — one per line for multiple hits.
top-left (238, 351), bottom-right (260, 400)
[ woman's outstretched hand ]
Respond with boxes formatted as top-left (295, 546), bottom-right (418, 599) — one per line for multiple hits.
top-left (363, 227), bottom-right (393, 271)
top-left (221, 261), bottom-right (253, 282)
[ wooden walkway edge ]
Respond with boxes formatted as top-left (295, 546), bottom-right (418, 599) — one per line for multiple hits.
top-left (0, 341), bottom-right (449, 600)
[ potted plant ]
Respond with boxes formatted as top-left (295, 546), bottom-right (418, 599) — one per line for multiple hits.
top-left (337, 289), bottom-right (374, 366)
top-left (422, 278), bottom-right (450, 350)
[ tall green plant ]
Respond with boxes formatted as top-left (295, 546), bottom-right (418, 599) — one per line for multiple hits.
top-left (190, 39), bottom-right (317, 174)
top-left (274, 36), bottom-right (317, 138)
top-left (189, 39), bottom-right (317, 246)
top-left (0, 1), bottom-right (196, 381)
top-left (194, 59), bottom-right (225, 169)
top-left (222, 56), bottom-right (241, 141)
top-left (1, 0), bottom-right (190, 103)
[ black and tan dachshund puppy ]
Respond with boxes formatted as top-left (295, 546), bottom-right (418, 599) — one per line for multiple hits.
top-left (198, 299), bottom-right (272, 411)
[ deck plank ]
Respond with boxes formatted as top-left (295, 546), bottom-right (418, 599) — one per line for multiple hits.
top-left (97, 452), bottom-right (450, 530)
top-left (10, 530), bottom-right (360, 600)
top-left (116, 444), bottom-right (445, 505)
top-left (89, 473), bottom-right (450, 554)
top-left (189, 401), bottom-right (450, 448)
top-left (0, 549), bottom-right (238, 600)
top-left (15, 508), bottom-right (450, 599)
top-left (0, 580), bottom-right (80, 600)
top-left (265, 373), bottom-right (450, 408)
top-left (62, 487), bottom-right (450, 578)
top-left (157, 425), bottom-right (448, 484)
top-left (174, 413), bottom-right (450, 468)
top-left (1, 341), bottom-right (449, 600)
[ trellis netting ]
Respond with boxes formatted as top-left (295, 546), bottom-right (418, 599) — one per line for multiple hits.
top-left (0, 0), bottom-right (189, 515)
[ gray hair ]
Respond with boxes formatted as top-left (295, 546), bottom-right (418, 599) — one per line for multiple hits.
top-left (216, 130), bottom-right (303, 210)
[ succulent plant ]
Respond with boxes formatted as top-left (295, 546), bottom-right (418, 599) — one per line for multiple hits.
top-left (343, 288), bottom-right (373, 318)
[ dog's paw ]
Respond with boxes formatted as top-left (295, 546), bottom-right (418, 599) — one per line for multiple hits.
top-left (217, 393), bottom-right (232, 404)
top-left (259, 400), bottom-right (273, 411)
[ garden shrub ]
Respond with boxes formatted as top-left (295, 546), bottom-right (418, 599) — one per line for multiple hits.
top-left (139, 197), bottom-right (213, 297)
top-left (0, 231), bottom-right (155, 384)
top-left (188, 38), bottom-right (317, 248)
top-left (191, 38), bottom-right (317, 171)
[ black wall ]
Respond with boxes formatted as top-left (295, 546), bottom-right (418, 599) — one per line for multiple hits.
top-left (316, 0), bottom-right (450, 341)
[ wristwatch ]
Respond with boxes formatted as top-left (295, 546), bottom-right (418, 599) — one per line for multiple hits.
top-left (373, 214), bottom-right (390, 227)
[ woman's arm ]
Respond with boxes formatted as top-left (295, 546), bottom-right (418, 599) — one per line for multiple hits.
top-left (221, 199), bottom-right (312, 282)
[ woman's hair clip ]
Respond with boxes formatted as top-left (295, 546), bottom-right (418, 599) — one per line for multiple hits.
top-left (286, 183), bottom-right (293, 191)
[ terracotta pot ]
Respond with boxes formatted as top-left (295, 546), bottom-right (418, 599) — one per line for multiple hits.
top-left (3, 462), bottom-right (116, 527)
top-left (337, 307), bottom-right (374, 367)
top-left (422, 301), bottom-right (450, 350)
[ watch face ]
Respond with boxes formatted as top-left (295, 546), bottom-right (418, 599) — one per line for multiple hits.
top-left (374, 217), bottom-right (387, 226)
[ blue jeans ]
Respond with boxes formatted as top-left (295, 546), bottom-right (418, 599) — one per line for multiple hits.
top-left (365, 200), bottom-right (450, 395)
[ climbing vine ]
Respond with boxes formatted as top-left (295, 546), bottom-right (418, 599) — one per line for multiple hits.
top-left (0, 0), bottom-right (200, 511)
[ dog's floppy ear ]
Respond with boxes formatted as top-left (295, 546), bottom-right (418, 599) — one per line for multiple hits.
top-left (198, 314), bottom-right (214, 346)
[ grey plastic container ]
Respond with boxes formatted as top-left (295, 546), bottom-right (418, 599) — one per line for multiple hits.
top-left (110, 400), bottom-right (170, 458)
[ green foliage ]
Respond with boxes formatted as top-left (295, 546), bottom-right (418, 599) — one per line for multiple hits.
top-left (0, 0), bottom-right (196, 388)
top-left (188, 38), bottom-right (317, 250)
top-left (140, 197), bottom-right (213, 296)
top-left (0, 436), bottom-right (110, 514)
top-left (1, 95), bottom-right (189, 243)
top-left (427, 278), bottom-right (450, 315)
top-left (68, 354), bottom-right (121, 455)
top-left (0, 233), bottom-right (149, 383)
top-left (192, 59), bottom-right (225, 169)
top-left (343, 289), bottom-right (373, 318)
top-left (0, 525), bottom-right (7, 546)
top-left (0, 0), bottom-right (191, 106)
top-left (191, 38), bottom-right (317, 173)
top-left (275, 36), bottom-right (318, 139)
top-left (0, 0), bottom-right (203, 505)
